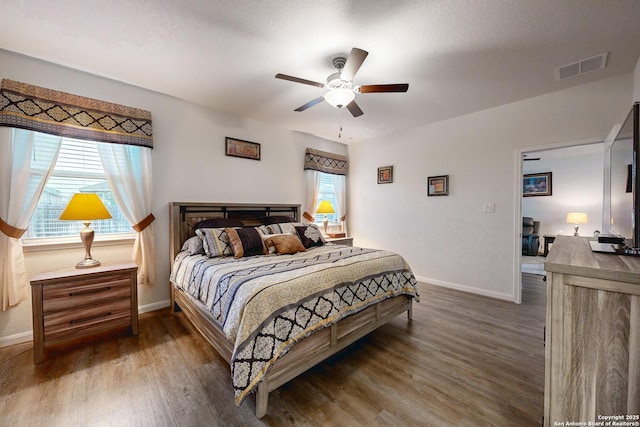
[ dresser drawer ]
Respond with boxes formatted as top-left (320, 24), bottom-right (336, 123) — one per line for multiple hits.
top-left (42, 274), bottom-right (131, 313)
top-left (43, 297), bottom-right (131, 343)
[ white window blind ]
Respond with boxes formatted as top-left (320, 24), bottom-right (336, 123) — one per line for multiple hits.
top-left (24, 134), bottom-right (132, 239)
top-left (313, 172), bottom-right (338, 224)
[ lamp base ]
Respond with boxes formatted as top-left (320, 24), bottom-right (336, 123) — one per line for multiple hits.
top-left (77, 222), bottom-right (100, 268)
top-left (76, 258), bottom-right (101, 269)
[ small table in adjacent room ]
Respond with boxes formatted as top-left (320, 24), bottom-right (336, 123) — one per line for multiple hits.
top-left (543, 235), bottom-right (556, 256)
top-left (30, 262), bottom-right (139, 364)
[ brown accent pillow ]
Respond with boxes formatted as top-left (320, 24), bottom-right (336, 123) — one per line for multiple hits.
top-left (265, 234), bottom-right (306, 255)
top-left (225, 227), bottom-right (267, 258)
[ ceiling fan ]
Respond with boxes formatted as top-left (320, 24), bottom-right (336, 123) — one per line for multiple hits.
top-left (275, 47), bottom-right (409, 117)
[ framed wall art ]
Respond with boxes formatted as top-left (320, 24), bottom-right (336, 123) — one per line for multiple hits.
top-left (225, 137), bottom-right (261, 160)
top-left (378, 166), bottom-right (393, 184)
top-left (428, 175), bottom-right (449, 196)
top-left (523, 172), bottom-right (552, 197)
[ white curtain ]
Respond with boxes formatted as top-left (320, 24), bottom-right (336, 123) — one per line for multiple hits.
top-left (303, 170), bottom-right (321, 223)
top-left (331, 174), bottom-right (347, 235)
top-left (97, 142), bottom-right (156, 286)
top-left (0, 129), bottom-right (61, 310)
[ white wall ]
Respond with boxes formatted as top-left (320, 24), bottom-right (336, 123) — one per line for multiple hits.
top-left (348, 72), bottom-right (634, 301)
top-left (522, 144), bottom-right (604, 241)
top-left (0, 49), bottom-right (346, 345)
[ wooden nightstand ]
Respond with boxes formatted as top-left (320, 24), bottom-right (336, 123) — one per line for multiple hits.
top-left (326, 236), bottom-right (353, 246)
top-left (30, 262), bottom-right (138, 364)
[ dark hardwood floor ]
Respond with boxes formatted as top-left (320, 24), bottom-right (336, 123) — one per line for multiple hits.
top-left (0, 274), bottom-right (546, 426)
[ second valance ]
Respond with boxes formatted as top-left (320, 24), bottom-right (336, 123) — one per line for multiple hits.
top-left (304, 148), bottom-right (348, 175)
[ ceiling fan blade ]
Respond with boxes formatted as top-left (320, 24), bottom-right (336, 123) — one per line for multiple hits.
top-left (275, 73), bottom-right (325, 88)
top-left (294, 96), bottom-right (325, 112)
top-left (346, 100), bottom-right (364, 117)
top-left (341, 48), bottom-right (368, 81)
top-left (358, 83), bottom-right (409, 93)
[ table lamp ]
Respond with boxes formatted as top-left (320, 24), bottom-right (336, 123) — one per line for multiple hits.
top-left (566, 212), bottom-right (588, 236)
top-left (316, 200), bottom-right (335, 235)
top-left (59, 193), bottom-right (112, 268)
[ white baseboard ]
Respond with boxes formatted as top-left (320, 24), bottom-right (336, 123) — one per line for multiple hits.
top-left (0, 331), bottom-right (33, 348)
top-left (0, 300), bottom-right (172, 349)
top-left (415, 275), bottom-right (515, 302)
top-left (139, 300), bottom-right (171, 314)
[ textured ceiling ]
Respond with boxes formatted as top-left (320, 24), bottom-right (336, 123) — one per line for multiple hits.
top-left (1, 0), bottom-right (640, 143)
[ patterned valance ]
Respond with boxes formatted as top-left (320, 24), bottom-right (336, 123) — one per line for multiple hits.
top-left (0, 79), bottom-right (153, 148)
top-left (304, 148), bottom-right (348, 175)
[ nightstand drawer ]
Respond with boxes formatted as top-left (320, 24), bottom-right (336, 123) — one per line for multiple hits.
top-left (43, 297), bottom-right (131, 343)
top-left (31, 262), bottom-right (138, 364)
top-left (42, 275), bottom-right (131, 313)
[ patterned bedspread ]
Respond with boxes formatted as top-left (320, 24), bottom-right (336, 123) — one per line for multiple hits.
top-left (170, 244), bottom-right (419, 404)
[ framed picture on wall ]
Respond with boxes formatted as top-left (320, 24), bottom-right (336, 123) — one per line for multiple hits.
top-left (378, 166), bottom-right (393, 184)
top-left (523, 172), bottom-right (552, 197)
top-left (427, 175), bottom-right (449, 196)
top-left (225, 137), bottom-right (261, 160)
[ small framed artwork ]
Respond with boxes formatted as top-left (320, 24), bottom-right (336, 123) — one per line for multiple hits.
top-left (378, 166), bottom-right (393, 184)
top-left (225, 137), bottom-right (261, 160)
top-left (523, 172), bottom-right (552, 197)
top-left (428, 175), bottom-right (449, 196)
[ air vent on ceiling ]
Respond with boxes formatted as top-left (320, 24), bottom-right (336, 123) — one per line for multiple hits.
top-left (555, 52), bottom-right (608, 81)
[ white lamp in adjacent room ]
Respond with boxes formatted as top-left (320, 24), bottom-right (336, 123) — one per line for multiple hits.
top-left (566, 212), bottom-right (588, 236)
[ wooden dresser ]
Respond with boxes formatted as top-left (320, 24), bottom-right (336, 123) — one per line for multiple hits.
top-left (544, 237), bottom-right (640, 425)
top-left (30, 262), bottom-right (138, 364)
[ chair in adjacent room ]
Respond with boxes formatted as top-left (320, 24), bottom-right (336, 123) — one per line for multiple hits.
top-left (522, 217), bottom-right (541, 256)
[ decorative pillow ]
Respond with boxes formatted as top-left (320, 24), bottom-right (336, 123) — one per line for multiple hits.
top-left (265, 234), bottom-right (306, 255)
top-left (260, 232), bottom-right (285, 254)
top-left (267, 222), bottom-right (304, 235)
top-left (255, 225), bottom-right (271, 236)
top-left (193, 218), bottom-right (244, 231)
top-left (261, 215), bottom-right (296, 225)
top-left (196, 227), bottom-right (235, 257)
top-left (225, 227), bottom-right (267, 258)
top-left (295, 224), bottom-right (325, 249)
top-left (180, 235), bottom-right (205, 255)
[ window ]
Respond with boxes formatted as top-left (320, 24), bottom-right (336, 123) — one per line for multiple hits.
top-left (24, 133), bottom-right (132, 239)
top-left (313, 172), bottom-right (338, 224)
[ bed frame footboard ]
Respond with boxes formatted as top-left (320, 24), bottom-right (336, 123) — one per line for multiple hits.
top-left (172, 284), bottom-right (412, 418)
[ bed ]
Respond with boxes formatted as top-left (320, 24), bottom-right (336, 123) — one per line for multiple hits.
top-left (169, 202), bottom-right (419, 418)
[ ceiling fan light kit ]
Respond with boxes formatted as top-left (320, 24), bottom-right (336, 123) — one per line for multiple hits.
top-left (324, 88), bottom-right (355, 109)
top-left (275, 47), bottom-right (409, 117)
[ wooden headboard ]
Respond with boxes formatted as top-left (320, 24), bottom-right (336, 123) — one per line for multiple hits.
top-left (169, 202), bottom-right (300, 261)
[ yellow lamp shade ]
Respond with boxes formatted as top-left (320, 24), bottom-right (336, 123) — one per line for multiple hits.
top-left (566, 212), bottom-right (588, 224)
top-left (316, 200), bottom-right (335, 215)
top-left (59, 193), bottom-right (112, 221)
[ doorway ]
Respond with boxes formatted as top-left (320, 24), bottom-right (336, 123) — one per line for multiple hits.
top-left (514, 139), bottom-right (605, 303)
